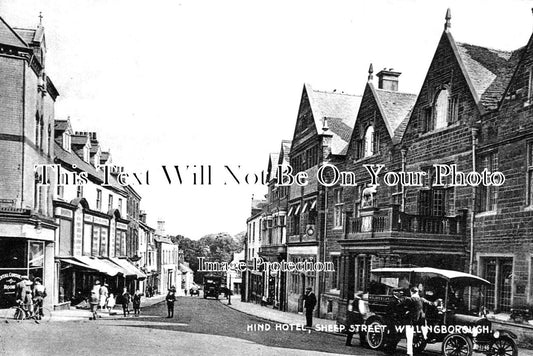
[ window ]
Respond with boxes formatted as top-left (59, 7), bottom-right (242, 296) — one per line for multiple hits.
top-left (331, 255), bottom-right (340, 290)
top-left (334, 188), bottom-right (343, 228)
top-left (63, 132), bottom-right (71, 151)
top-left (96, 189), bottom-right (102, 210)
top-left (364, 126), bottom-right (375, 157)
top-left (118, 198), bottom-right (123, 214)
top-left (448, 95), bottom-right (459, 123)
top-left (526, 142), bottom-right (533, 205)
top-left (35, 114), bottom-right (40, 147)
top-left (47, 124), bottom-right (51, 154)
top-left (57, 185), bottom-right (64, 199)
top-left (482, 257), bottom-right (513, 312)
top-left (434, 89), bottom-right (449, 129)
top-left (477, 152), bottom-right (497, 212)
top-left (108, 194), bottom-right (113, 212)
top-left (424, 107), bottom-right (433, 132)
top-left (83, 145), bottom-right (90, 163)
top-left (528, 67), bottom-right (533, 103)
top-left (76, 185), bottom-right (83, 198)
top-left (356, 255), bottom-right (371, 291)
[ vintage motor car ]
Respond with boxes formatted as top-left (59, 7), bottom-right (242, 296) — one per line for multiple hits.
top-left (360, 267), bottom-right (518, 356)
top-left (203, 274), bottom-right (222, 299)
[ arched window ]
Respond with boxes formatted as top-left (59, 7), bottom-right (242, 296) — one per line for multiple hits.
top-left (364, 126), bottom-right (375, 157)
top-left (434, 89), bottom-right (449, 129)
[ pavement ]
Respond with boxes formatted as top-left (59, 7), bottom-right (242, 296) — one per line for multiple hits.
top-left (49, 293), bottom-right (166, 321)
top-left (222, 294), bottom-right (533, 355)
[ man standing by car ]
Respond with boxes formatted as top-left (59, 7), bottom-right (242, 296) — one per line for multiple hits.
top-left (303, 287), bottom-right (316, 329)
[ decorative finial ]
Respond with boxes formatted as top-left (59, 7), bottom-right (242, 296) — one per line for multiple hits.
top-left (368, 63), bottom-right (374, 82)
top-left (444, 8), bottom-right (451, 31)
top-left (39, 12), bottom-right (43, 25)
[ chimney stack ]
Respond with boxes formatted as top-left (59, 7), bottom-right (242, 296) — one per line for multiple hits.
top-left (157, 219), bottom-right (166, 234)
top-left (139, 210), bottom-right (147, 223)
top-left (376, 68), bottom-right (401, 91)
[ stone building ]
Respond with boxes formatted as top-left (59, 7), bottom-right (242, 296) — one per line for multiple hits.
top-left (285, 83), bottom-right (361, 315)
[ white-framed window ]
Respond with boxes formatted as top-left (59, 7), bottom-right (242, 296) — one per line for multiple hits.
top-left (63, 131), bottom-right (71, 151)
top-left (364, 126), bottom-right (375, 157)
top-left (333, 188), bottom-right (343, 228)
top-left (57, 185), bottom-right (64, 199)
top-left (108, 194), bottom-right (113, 212)
top-left (96, 189), bottom-right (102, 210)
top-left (76, 185), bottom-right (83, 198)
top-left (118, 198), bottom-right (123, 214)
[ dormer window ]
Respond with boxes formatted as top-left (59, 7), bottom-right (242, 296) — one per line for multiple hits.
top-left (63, 132), bottom-right (71, 152)
top-left (364, 126), bottom-right (375, 157)
top-left (83, 145), bottom-right (90, 163)
top-left (424, 87), bottom-right (459, 132)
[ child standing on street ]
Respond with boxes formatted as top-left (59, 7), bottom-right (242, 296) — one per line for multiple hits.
top-left (132, 290), bottom-right (142, 317)
top-left (107, 293), bottom-right (116, 312)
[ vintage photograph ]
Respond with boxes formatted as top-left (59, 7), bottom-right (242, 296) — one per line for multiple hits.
top-left (1, 0), bottom-right (533, 355)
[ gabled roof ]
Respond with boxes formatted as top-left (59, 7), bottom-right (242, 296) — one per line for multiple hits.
top-left (304, 83), bottom-right (362, 156)
top-left (267, 152), bottom-right (280, 181)
top-left (0, 17), bottom-right (28, 48)
top-left (13, 28), bottom-right (36, 44)
top-left (373, 86), bottom-right (417, 143)
top-left (454, 41), bottom-right (523, 111)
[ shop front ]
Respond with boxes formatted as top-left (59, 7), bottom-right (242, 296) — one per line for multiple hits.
top-left (0, 238), bottom-right (51, 308)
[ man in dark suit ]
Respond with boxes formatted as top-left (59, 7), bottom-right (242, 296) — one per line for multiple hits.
top-left (303, 287), bottom-right (317, 328)
top-left (399, 287), bottom-right (432, 356)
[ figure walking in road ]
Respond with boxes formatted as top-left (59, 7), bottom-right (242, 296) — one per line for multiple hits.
top-left (120, 287), bottom-right (131, 317)
top-left (303, 287), bottom-right (317, 329)
top-left (132, 290), bottom-right (142, 317)
top-left (165, 286), bottom-right (176, 318)
top-left (32, 277), bottom-right (47, 318)
top-left (89, 281), bottom-right (101, 320)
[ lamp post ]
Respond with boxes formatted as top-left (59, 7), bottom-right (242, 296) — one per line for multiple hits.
top-left (228, 274), bottom-right (232, 305)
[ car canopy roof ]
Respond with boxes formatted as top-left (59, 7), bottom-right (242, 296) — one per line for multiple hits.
top-left (371, 267), bottom-right (490, 285)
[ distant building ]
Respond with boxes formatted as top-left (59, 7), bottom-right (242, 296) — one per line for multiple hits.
top-left (154, 220), bottom-right (179, 293)
top-left (226, 251), bottom-right (244, 295)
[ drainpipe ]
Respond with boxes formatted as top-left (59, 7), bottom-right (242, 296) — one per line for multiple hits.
top-left (470, 127), bottom-right (479, 275)
top-left (400, 148), bottom-right (407, 212)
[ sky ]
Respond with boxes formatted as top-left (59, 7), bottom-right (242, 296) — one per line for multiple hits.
top-left (1, 0), bottom-right (532, 239)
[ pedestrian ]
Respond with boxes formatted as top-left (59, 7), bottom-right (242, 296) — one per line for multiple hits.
top-left (32, 277), bottom-right (47, 318)
top-left (303, 287), bottom-right (316, 329)
top-left (397, 286), bottom-right (432, 356)
top-left (89, 281), bottom-right (101, 320)
top-left (107, 293), bottom-right (116, 311)
top-left (120, 287), bottom-right (131, 317)
top-left (15, 275), bottom-right (33, 317)
top-left (132, 290), bottom-right (142, 317)
top-left (147, 285), bottom-right (153, 298)
top-left (165, 286), bottom-right (176, 318)
top-left (99, 283), bottom-right (109, 311)
top-left (261, 294), bottom-right (267, 307)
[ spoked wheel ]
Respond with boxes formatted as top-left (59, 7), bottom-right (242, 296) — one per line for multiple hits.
top-left (490, 336), bottom-right (518, 356)
top-left (33, 307), bottom-right (52, 323)
top-left (365, 319), bottom-right (386, 350)
top-left (413, 332), bottom-right (427, 353)
top-left (442, 334), bottom-right (473, 356)
top-left (3, 307), bottom-right (24, 323)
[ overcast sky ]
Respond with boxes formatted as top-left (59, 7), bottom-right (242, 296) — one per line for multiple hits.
top-left (1, 0), bottom-right (532, 239)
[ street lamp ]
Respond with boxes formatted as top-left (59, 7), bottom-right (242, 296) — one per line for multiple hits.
top-left (228, 274), bottom-right (232, 305)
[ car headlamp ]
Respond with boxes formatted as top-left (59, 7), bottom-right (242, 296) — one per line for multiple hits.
top-left (493, 330), bottom-right (500, 339)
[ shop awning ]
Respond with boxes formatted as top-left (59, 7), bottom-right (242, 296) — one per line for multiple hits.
top-left (310, 200), bottom-right (317, 210)
top-left (301, 202), bottom-right (309, 214)
top-left (58, 258), bottom-right (95, 271)
top-left (294, 204), bottom-right (301, 215)
top-left (287, 206), bottom-right (294, 216)
top-left (109, 257), bottom-right (147, 280)
top-left (76, 256), bottom-right (124, 277)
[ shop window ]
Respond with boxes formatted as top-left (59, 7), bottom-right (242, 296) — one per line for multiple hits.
top-left (331, 256), bottom-right (339, 290)
top-left (0, 239), bottom-right (27, 268)
top-left (59, 219), bottom-right (73, 256)
top-left (83, 224), bottom-right (92, 256)
top-left (356, 255), bottom-right (371, 292)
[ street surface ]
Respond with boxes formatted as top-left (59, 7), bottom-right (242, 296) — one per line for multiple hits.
top-left (0, 297), bottom-right (442, 355)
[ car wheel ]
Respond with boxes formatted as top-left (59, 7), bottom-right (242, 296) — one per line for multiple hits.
top-left (413, 331), bottom-right (427, 353)
top-left (442, 334), bottom-right (473, 356)
top-left (365, 319), bottom-right (386, 350)
top-left (490, 336), bottom-right (518, 356)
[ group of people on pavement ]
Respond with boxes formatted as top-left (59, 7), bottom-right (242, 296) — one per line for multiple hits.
top-left (89, 281), bottom-right (143, 320)
top-left (14, 275), bottom-right (47, 316)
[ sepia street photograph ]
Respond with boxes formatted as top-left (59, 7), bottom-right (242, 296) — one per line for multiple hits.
top-left (2, 0), bottom-right (533, 355)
